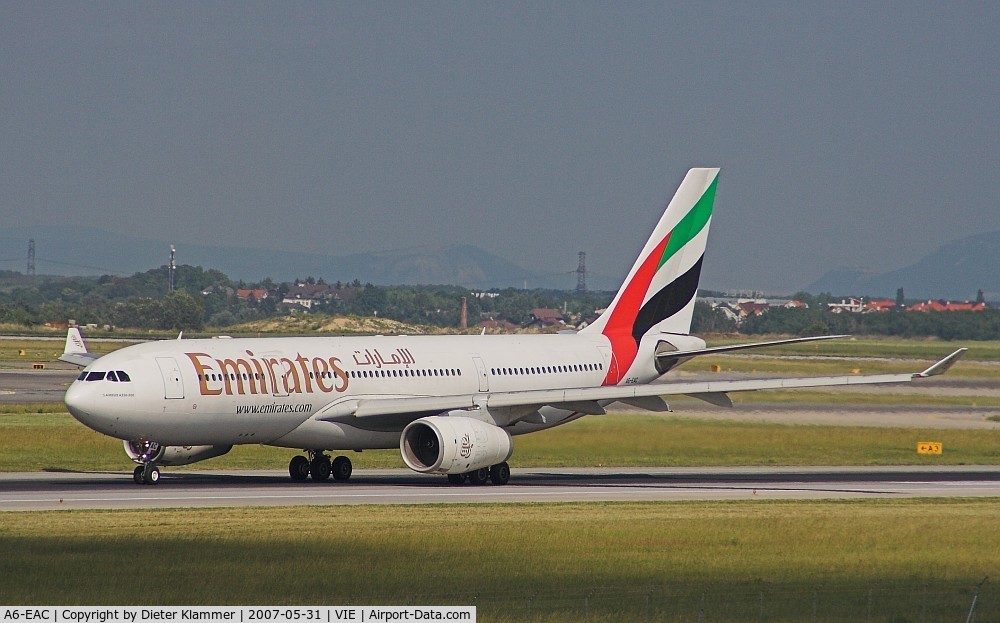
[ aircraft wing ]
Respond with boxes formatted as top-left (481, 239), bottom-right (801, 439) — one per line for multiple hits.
top-left (58, 328), bottom-right (100, 367)
top-left (318, 348), bottom-right (967, 425)
top-left (655, 334), bottom-right (847, 361)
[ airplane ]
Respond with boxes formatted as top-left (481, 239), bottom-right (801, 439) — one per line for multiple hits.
top-left (61, 168), bottom-right (966, 485)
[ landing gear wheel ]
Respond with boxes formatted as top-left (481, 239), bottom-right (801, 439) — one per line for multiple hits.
top-left (468, 467), bottom-right (490, 486)
top-left (289, 455), bottom-right (310, 481)
top-left (142, 464), bottom-right (160, 485)
top-left (331, 456), bottom-right (352, 481)
top-left (310, 456), bottom-right (332, 482)
top-left (133, 465), bottom-right (145, 484)
top-left (489, 462), bottom-right (511, 485)
top-left (447, 473), bottom-right (466, 485)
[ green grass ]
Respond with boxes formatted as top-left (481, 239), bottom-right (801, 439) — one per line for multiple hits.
top-left (0, 338), bottom-right (127, 363)
top-left (1, 501), bottom-right (997, 621)
top-left (514, 414), bottom-right (1000, 467)
top-left (3, 407), bottom-right (998, 472)
top-left (0, 403), bottom-right (66, 415)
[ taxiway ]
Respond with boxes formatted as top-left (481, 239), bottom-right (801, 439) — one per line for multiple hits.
top-left (1, 466), bottom-right (998, 511)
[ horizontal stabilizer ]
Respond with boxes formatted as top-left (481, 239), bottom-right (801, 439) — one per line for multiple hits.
top-left (59, 353), bottom-right (99, 367)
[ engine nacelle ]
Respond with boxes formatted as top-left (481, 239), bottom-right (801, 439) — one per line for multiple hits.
top-left (400, 416), bottom-right (513, 475)
top-left (123, 440), bottom-right (232, 466)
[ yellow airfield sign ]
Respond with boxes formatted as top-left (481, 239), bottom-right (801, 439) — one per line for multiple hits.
top-left (917, 442), bottom-right (943, 455)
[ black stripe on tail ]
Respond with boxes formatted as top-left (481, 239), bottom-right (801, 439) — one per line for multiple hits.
top-left (631, 256), bottom-right (703, 344)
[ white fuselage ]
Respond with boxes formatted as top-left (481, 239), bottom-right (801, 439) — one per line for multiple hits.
top-left (64, 332), bottom-right (668, 451)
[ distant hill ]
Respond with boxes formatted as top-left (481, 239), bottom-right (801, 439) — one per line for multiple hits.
top-left (0, 225), bottom-right (618, 290)
top-left (806, 229), bottom-right (1000, 301)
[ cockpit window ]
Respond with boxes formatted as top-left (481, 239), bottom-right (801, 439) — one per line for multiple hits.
top-left (79, 369), bottom-right (132, 382)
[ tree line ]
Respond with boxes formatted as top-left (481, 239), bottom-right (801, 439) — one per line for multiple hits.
top-left (739, 304), bottom-right (1000, 341)
top-left (0, 266), bottom-right (613, 332)
top-left (0, 267), bottom-right (995, 339)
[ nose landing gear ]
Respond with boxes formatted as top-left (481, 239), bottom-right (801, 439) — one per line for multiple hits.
top-left (129, 440), bottom-right (163, 485)
top-left (132, 463), bottom-right (160, 485)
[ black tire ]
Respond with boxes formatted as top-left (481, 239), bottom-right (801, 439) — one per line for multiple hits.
top-left (331, 456), bottom-right (352, 481)
top-left (133, 465), bottom-right (145, 484)
top-left (468, 467), bottom-right (489, 485)
top-left (289, 455), bottom-right (310, 481)
top-left (310, 456), bottom-right (332, 482)
top-left (489, 462), bottom-right (511, 486)
top-left (447, 473), bottom-right (466, 485)
top-left (142, 465), bottom-right (160, 485)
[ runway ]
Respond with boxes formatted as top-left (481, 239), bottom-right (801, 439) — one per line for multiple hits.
top-left (2, 466), bottom-right (999, 511)
top-left (0, 368), bottom-right (76, 402)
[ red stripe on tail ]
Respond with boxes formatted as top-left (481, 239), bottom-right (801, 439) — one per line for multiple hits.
top-left (600, 232), bottom-right (671, 385)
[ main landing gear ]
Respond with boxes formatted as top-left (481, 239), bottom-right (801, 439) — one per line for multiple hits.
top-left (447, 462), bottom-right (510, 486)
top-left (289, 451), bottom-right (353, 483)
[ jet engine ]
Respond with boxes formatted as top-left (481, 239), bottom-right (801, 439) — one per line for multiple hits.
top-left (400, 415), bottom-right (512, 475)
top-left (123, 440), bottom-right (232, 466)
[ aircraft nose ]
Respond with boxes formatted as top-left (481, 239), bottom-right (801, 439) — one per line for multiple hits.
top-left (65, 378), bottom-right (130, 440)
top-left (64, 381), bottom-right (97, 425)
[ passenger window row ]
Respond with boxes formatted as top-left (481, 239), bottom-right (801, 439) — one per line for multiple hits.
top-left (490, 362), bottom-right (603, 376)
top-left (347, 368), bottom-right (461, 379)
top-left (199, 372), bottom-right (340, 382)
top-left (197, 369), bottom-right (464, 382)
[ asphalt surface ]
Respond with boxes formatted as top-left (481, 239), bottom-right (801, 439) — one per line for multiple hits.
top-left (0, 369), bottom-right (76, 402)
top-left (2, 466), bottom-right (999, 511)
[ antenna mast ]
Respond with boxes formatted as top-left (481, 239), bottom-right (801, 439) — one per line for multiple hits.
top-left (575, 251), bottom-right (587, 293)
top-left (168, 245), bottom-right (176, 292)
top-left (27, 239), bottom-right (36, 276)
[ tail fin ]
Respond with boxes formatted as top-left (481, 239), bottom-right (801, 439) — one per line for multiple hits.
top-left (582, 168), bottom-right (719, 381)
top-left (59, 327), bottom-right (99, 367)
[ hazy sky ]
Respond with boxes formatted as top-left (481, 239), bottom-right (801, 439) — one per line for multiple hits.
top-left (2, 3), bottom-right (998, 292)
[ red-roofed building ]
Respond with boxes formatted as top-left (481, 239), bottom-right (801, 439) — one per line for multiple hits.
top-left (736, 301), bottom-right (770, 317)
top-left (527, 308), bottom-right (565, 327)
top-left (236, 289), bottom-right (269, 302)
top-left (909, 300), bottom-right (986, 312)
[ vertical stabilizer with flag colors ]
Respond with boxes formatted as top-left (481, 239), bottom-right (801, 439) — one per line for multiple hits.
top-left (581, 168), bottom-right (719, 385)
